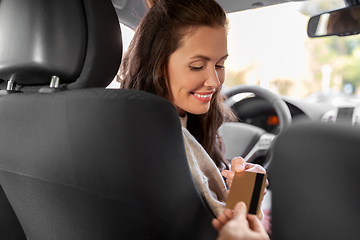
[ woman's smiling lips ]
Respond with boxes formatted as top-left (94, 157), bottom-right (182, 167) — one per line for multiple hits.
top-left (191, 91), bottom-right (214, 103)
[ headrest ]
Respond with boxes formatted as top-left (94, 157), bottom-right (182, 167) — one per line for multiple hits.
top-left (0, 0), bottom-right (122, 91)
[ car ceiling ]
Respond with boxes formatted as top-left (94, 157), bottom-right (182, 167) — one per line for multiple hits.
top-left (111, 0), bottom-right (307, 29)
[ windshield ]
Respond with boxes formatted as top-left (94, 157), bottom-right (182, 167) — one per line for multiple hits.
top-left (116, 0), bottom-right (360, 101)
top-left (225, 0), bottom-right (360, 101)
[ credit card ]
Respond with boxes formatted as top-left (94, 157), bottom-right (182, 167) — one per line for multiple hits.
top-left (226, 171), bottom-right (267, 217)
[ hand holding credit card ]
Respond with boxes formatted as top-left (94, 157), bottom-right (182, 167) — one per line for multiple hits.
top-left (226, 171), bottom-right (267, 219)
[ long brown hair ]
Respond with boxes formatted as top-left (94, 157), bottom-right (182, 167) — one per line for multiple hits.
top-left (118, 0), bottom-right (234, 170)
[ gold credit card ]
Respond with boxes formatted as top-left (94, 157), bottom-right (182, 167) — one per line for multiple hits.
top-left (226, 171), bottom-right (267, 216)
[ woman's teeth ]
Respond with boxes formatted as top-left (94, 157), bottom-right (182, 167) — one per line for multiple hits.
top-left (193, 93), bottom-right (212, 98)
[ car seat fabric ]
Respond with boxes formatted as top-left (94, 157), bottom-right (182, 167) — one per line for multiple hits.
top-left (270, 120), bottom-right (360, 240)
top-left (0, 0), bottom-right (121, 238)
top-left (0, 89), bottom-right (217, 240)
top-left (0, 185), bottom-right (26, 240)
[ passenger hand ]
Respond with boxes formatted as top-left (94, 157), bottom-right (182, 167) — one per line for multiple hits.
top-left (221, 157), bottom-right (268, 193)
top-left (212, 202), bottom-right (270, 240)
top-left (212, 208), bottom-right (234, 232)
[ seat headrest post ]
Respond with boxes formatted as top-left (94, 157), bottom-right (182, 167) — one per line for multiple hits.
top-left (7, 79), bottom-right (15, 91)
top-left (50, 76), bottom-right (60, 88)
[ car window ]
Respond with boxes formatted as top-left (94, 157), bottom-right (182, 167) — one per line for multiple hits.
top-left (107, 23), bottom-right (135, 89)
top-left (225, 1), bottom-right (360, 101)
top-left (120, 23), bottom-right (135, 53)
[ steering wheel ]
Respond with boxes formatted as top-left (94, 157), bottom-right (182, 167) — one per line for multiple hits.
top-left (219, 85), bottom-right (292, 169)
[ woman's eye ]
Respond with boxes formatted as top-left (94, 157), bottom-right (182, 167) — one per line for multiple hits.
top-left (215, 65), bottom-right (225, 69)
top-left (190, 66), bottom-right (205, 71)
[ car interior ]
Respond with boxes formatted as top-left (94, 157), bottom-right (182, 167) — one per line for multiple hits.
top-left (0, 0), bottom-right (360, 239)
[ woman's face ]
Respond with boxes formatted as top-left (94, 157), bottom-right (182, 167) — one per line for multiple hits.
top-left (166, 26), bottom-right (228, 116)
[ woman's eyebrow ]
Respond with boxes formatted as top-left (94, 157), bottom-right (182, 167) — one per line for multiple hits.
top-left (191, 55), bottom-right (210, 61)
top-left (219, 54), bottom-right (229, 61)
top-left (191, 54), bottom-right (229, 61)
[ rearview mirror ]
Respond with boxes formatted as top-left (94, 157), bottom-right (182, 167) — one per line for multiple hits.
top-left (307, 5), bottom-right (360, 38)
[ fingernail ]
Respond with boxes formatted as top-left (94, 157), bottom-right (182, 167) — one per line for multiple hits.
top-left (222, 171), bottom-right (227, 178)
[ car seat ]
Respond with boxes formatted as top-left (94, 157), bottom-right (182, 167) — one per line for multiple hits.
top-left (270, 120), bottom-right (360, 240)
top-left (0, 0), bottom-right (217, 239)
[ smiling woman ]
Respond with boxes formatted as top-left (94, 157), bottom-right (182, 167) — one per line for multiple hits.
top-left (117, 0), bottom-right (268, 221)
top-left (117, 2), bottom-right (269, 240)
top-left (118, 0), bottom-right (232, 171)
top-left (166, 26), bottom-right (228, 116)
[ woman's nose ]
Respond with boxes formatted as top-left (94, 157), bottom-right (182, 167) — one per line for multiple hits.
top-left (204, 68), bottom-right (221, 88)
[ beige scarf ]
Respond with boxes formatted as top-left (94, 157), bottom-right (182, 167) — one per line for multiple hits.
top-left (180, 115), bottom-right (227, 216)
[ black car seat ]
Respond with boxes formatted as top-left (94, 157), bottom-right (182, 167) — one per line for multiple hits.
top-left (0, 0), bottom-right (217, 239)
top-left (270, 120), bottom-right (360, 240)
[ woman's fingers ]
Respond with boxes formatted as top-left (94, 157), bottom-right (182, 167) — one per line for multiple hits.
top-left (223, 156), bottom-right (268, 190)
top-left (222, 157), bottom-right (245, 189)
top-left (221, 170), bottom-right (234, 189)
top-left (245, 163), bottom-right (266, 174)
top-left (230, 157), bottom-right (267, 175)
top-left (231, 157), bottom-right (246, 172)
top-left (221, 170), bottom-right (234, 179)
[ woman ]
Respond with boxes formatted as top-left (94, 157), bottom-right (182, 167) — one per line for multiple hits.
top-left (119, 0), bottom-right (267, 221)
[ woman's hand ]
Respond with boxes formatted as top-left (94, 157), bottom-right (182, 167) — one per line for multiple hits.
top-left (212, 202), bottom-right (270, 240)
top-left (221, 157), bottom-right (269, 199)
top-left (221, 157), bottom-right (269, 220)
